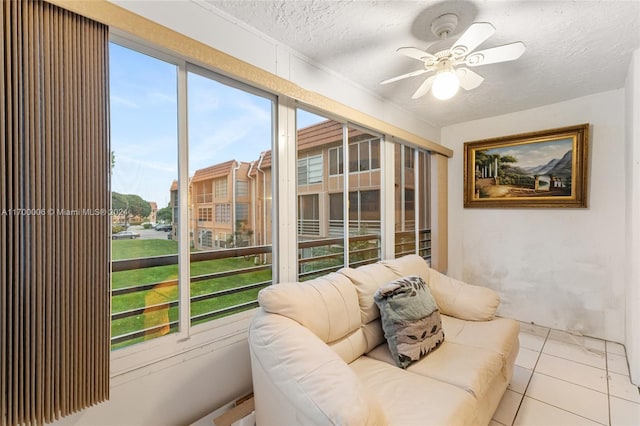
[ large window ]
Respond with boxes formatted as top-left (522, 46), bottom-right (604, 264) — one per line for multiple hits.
top-left (110, 42), bottom-right (274, 350)
top-left (295, 110), bottom-right (382, 279)
top-left (110, 42), bottom-right (180, 350)
top-left (110, 39), bottom-right (436, 356)
top-left (394, 144), bottom-right (431, 260)
top-left (187, 68), bottom-right (274, 327)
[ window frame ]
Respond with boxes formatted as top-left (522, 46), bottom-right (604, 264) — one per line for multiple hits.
top-left (109, 34), bottom-right (278, 375)
top-left (107, 30), bottom-right (440, 376)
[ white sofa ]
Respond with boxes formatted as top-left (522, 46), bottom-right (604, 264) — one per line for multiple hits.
top-left (249, 255), bottom-right (520, 425)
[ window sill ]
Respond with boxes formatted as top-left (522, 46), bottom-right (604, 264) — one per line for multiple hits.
top-left (110, 308), bottom-right (257, 381)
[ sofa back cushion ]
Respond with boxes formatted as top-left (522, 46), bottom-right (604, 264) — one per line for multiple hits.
top-left (380, 254), bottom-right (431, 282)
top-left (257, 272), bottom-right (367, 363)
top-left (343, 255), bottom-right (500, 328)
top-left (338, 264), bottom-right (399, 352)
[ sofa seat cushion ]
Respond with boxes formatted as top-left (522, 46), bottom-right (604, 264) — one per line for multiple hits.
top-left (349, 356), bottom-right (476, 426)
top-left (366, 341), bottom-right (505, 401)
top-left (442, 315), bottom-right (520, 379)
top-left (442, 315), bottom-right (519, 358)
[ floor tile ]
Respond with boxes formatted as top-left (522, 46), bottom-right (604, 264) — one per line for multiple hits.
top-left (508, 365), bottom-right (533, 395)
top-left (609, 371), bottom-right (640, 404)
top-left (515, 347), bottom-right (540, 370)
top-left (608, 352), bottom-right (631, 376)
top-left (519, 322), bottom-right (550, 338)
top-left (548, 329), bottom-right (606, 352)
top-left (493, 389), bottom-right (523, 426)
top-left (610, 396), bottom-right (640, 425)
top-left (607, 341), bottom-right (627, 356)
top-left (542, 338), bottom-right (606, 370)
top-left (513, 396), bottom-right (602, 426)
top-left (525, 373), bottom-right (609, 424)
top-left (535, 353), bottom-right (607, 393)
top-left (519, 331), bottom-right (546, 352)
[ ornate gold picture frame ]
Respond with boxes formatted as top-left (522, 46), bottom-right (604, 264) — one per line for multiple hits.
top-left (464, 124), bottom-right (589, 208)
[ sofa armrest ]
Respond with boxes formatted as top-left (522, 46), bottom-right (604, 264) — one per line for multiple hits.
top-left (428, 268), bottom-right (500, 321)
top-left (249, 311), bottom-right (385, 426)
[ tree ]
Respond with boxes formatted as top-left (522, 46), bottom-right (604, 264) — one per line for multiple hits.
top-left (156, 205), bottom-right (172, 223)
top-left (112, 192), bottom-right (151, 226)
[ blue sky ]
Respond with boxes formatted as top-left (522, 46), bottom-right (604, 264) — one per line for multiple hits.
top-left (110, 43), bottom-right (326, 209)
top-left (485, 137), bottom-right (573, 169)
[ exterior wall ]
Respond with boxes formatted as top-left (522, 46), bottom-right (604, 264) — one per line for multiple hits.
top-left (443, 89), bottom-right (627, 343)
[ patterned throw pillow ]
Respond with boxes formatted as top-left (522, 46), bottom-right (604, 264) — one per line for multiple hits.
top-left (373, 275), bottom-right (444, 368)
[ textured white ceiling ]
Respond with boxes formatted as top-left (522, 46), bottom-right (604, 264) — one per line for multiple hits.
top-left (206, 0), bottom-right (640, 128)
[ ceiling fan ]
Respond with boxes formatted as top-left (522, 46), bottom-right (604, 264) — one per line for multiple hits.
top-left (381, 14), bottom-right (526, 100)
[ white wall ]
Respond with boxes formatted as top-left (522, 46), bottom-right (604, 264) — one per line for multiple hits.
top-left (625, 48), bottom-right (640, 384)
top-left (55, 337), bottom-right (252, 425)
top-left (443, 90), bottom-right (627, 342)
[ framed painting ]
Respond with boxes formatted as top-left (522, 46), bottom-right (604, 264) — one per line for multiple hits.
top-left (463, 124), bottom-right (589, 208)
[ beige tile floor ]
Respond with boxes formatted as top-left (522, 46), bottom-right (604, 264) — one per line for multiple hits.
top-left (491, 322), bottom-right (640, 426)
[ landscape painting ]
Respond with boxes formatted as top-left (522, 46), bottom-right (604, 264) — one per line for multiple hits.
top-left (464, 124), bottom-right (589, 208)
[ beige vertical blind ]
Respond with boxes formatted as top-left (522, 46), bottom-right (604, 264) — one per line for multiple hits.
top-left (1, 1), bottom-right (110, 425)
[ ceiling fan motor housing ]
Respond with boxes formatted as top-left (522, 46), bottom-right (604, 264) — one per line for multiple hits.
top-left (431, 13), bottom-right (459, 39)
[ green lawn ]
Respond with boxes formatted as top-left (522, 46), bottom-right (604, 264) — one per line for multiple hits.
top-left (111, 239), bottom-right (271, 350)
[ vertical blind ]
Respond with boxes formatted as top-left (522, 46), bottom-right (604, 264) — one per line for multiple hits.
top-left (1, 1), bottom-right (110, 425)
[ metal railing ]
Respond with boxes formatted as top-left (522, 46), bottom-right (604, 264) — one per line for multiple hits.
top-left (394, 228), bottom-right (431, 260)
top-left (111, 245), bottom-right (272, 348)
top-left (297, 219), bottom-right (320, 236)
top-left (297, 234), bottom-right (380, 281)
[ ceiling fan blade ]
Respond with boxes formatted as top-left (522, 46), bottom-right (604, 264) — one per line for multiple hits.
top-left (411, 75), bottom-right (437, 99)
top-left (380, 68), bottom-right (431, 85)
top-left (396, 47), bottom-right (437, 64)
top-left (450, 22), bottom-right (496, 58)
top-left (465, 42), bottom-right (526, 66)
top-left (456, 67), bottom-right (484, 90)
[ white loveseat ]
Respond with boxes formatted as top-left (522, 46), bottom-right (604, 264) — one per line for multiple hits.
top-left (249, 255), bottom-right (519, 425)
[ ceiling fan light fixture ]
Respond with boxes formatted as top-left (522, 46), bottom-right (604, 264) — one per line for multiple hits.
top-left (432, 64), bottom-right (459, 100)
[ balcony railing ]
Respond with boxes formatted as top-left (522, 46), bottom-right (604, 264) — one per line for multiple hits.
top-left (297, 219), bottom-right (320, 236)
top-left (196, 193), bottom-right (213, 203)
top-left (297, 234), bottom-right (380, 281)
top-left (394, 228), bottom-right (431, 260)
top-left (111, 245), bottom-right (272, 349)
